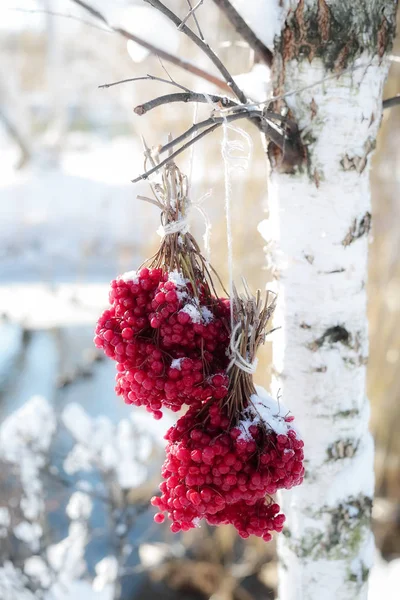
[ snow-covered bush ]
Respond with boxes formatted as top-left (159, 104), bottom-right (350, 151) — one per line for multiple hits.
top-left (0, 396), bottom-right (164, 599)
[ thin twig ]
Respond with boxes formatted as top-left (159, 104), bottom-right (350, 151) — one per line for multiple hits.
top-left (143, 0), bottom-right (247, 103)
top-left (10, 7), bottom-right (112, 33)
top-left (383, 95), bottom-right (400, 109)
top-left (159, 110), bottom-right (255, 154)
top-left (160, 107), bottom-right (290, 155)
top-left (99, 74), bottom-right (191, 92)
top-left (132, 124), bottom-right (220, 183)
top-left (211, 0), bottom-right (273, 67)
top-left (179, 0), bottom-right (204, 37)
top-left (132, 112), bottom-right (261, 183)
top-left (134, 91), bottom-right (237, 115)
top-left (69, 0), bottom-right (231, 92)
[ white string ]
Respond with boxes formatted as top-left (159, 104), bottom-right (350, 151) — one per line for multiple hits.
top-left (156, 218), bottom-right (190, 237)
top-left (221, 121), bottom-right (234, 328)
top-left (221, 119), bottom-right (252, 330)
top-left (228, 322), bottom-right (259, 374)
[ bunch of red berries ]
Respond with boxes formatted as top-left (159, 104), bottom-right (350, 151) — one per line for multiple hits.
top-left (151, 390), bottom-right (304, 540)
top-left (94, 267), bottom-right (230, 419)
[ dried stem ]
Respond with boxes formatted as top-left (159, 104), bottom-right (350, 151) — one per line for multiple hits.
top-left (139, 161), bottom-right (224, 301)
top-left (224, 285), bottom-right (276, 419)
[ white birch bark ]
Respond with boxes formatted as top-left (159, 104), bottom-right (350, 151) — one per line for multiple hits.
top-left (254, 1), bottom-right (397, 599)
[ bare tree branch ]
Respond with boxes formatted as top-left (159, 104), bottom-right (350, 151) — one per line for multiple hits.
top-left (180, 0), bottom-right (205, 39)
top-left (134, 91), bottom-right (238, 115)
top-left (99, 74), bottom-right (191, 92)
top-left (143, 0), bottom-right (247, 103)
top-left (383, 95), bottom-right (400, 109)
top-left (211, 0), bottom-right (273, 67)
top-left (69, 0), bottom-right (232, 93)
top-left (11, 7), bottom-right (112, 33)
top-left (132, 124), bottom-right (220, 183)
top-left (131, 110), bottom-right (292, 183)
top-left (158, 110), bottom-right (254, 154)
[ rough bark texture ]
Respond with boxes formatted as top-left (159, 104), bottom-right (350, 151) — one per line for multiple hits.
top-left (258, 1), bottom-right (397, 599)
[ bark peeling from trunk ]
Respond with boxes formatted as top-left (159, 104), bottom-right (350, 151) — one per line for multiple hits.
top-left (258, 1), bottom-right (397, 599)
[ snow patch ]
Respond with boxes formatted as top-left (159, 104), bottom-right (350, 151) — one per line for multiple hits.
top-left (180, 303), bottom-right (202, 324)
top-left (238, 385), bottom-right (294, 440)
top-left (168, 270), bottom-right (188, 288)
top-left (66, 492), bottom-right (93, 521)
top-left (201, 306), bottom-right (214, 324)
top-left (192, 517), bottom-right (201, 528)
top-left (230, 0), bottom-right (284, 50)
top-left (24, 556), bottom-right (51, 588)
top-left (14, 522), bottom-right (42, 551)
top-left (0, 561), bottom-right (35, 600)
top-left (118, 270), bottom-right (138, 283)
top-left (62, 403), bottom-right (93, 444)
top-left (171, 358), bottom-right (183, 370)
top-left (0, 396), bottom-right (56, 521)
top-left (93, 556), bottom-right (118, 592)
top-left (180, 301), bottom-right (214, 325)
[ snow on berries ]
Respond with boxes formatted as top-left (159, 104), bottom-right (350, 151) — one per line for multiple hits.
top-left (93, 160), bottom-right (304, 543)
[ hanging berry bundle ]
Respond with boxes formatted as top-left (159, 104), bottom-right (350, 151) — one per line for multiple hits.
top-left (151, 287), bottom-right (304, 540)
top-left (94, 162), bottom-right (230, 419)
top-left (94, 160), bottom-right (304, 543)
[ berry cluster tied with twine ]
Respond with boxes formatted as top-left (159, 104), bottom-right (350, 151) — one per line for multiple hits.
top-left (94, 161), bottom-right (304, 541)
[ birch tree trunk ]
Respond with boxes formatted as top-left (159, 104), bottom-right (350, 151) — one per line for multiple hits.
top-left (256, 1), bottom-right (397, 599)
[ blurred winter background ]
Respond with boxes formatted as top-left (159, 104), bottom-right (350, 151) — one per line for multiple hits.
top-left (0, 1), bottom-right (399, 599)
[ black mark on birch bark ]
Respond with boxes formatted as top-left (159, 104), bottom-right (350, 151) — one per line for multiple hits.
top-left (321, 268), bottom-right (346, 274)
top-left (287, 495), bottom-right (372, 560)
top-left (277, 1), bottom-right (397, 70)
top-left (327, 439), bottom-right (360, 460)
top-left (308, 325), bottom-right (350, 351)
top-left (342, 212), bottom-right (371, 246)
top-left (341, 139), bottom-right (376, 174)
top-left (304, 253), bottom-right (314, 264)
top-left (310, 98), bottom-right (318, 118)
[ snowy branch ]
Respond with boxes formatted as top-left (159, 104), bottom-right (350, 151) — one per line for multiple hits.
top-left (211, 0), bottom-right (273, 66)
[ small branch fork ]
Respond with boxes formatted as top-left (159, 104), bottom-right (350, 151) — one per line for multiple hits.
top-left (70, 0), bottom-right (231, 92)
top-left (143, 0), bottom-right (247, 103)
top-left (75, 0), bottom-right (304, 179)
